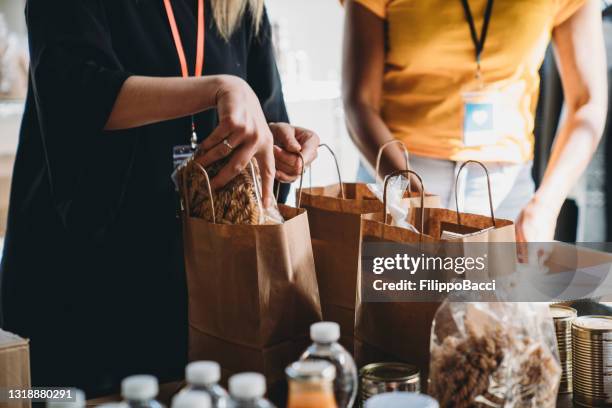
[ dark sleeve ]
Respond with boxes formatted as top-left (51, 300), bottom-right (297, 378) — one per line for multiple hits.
top-left (26, 0), bottom-right (132, 227)
top-left (246, 9), bottom-right (292, 202)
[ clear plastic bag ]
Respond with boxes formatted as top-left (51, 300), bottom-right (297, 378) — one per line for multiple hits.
top-left (367, 175), bottom-right (418, 233)
top-left (429, 301), bottom-right (561, 408)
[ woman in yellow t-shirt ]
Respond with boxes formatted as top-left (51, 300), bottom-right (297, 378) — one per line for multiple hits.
top-left (342, 0), bottom-right (607, 241)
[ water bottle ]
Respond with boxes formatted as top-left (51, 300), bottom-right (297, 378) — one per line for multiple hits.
top-left (227, 372), bottom-right (276, 408)
top-left (172, 390), bottom-right (211, 408)
top-left (46, 389), bottom-right (85, 408)
top-left (121, 375), bottom-right (164, 408)
top-left (300, 322), bottom-right (357, 408)
top-left (364, 392), bottom-right (438, 408)
top-left (181, 361), bottom-right (229, 407)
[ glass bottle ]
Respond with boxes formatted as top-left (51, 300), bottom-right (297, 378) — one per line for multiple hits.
top-left (228, 373), bottom-right (276, 408)
top-left (300, 322), bottom-right (357, 408)
top-left (180, 361), bottom-right (229, 408)
top-left (286, 360), bottom-right (337, 408)
top-left (121, 375), bottom-right (164, 408)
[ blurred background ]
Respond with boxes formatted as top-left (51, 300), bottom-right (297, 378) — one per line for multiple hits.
top-left (0, 0), bottom-right (610, 243)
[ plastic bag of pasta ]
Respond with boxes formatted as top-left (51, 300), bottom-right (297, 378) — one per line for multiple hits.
top-left (178, 153), bottom-right (284, 225)
top-left (429, 301), bottom-right (561, 408)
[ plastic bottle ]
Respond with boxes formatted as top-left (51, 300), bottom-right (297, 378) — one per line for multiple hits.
top-left (227, 372), bottom-right (276, 408)
top-left (364, 392), bottom-right (439, 408)
top-left (286, 360), bottom-right (337, 408)
top-left (121, 375), bottom-right (164, 408)
top-left (172, 391), bottom-right (212, 408)
top-left (300, 322), bottom-right (357, 408)
top-left (46, 389), bottom-right (85, 408)
top-left (180, 361), bottom-right (229, 408)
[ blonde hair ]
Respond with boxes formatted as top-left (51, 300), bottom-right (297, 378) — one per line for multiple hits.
top-left (211, 0), bottom-right (265, 40)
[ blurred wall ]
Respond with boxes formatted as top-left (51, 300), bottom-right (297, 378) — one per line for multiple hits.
top-left (0, 0), bottom-right (25, 36)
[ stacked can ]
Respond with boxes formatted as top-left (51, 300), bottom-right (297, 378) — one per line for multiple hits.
top-left (550, 305), bottom-right (577, 393)
top-left (359, 363), bottom-right (420, 407)
top-left (572, 315), bottom-right (612, 407)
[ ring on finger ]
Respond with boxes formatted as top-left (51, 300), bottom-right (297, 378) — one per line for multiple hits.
top-left (223, 138), bottom-right (234, 153)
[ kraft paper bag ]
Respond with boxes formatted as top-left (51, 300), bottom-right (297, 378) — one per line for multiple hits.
top-left (300, 143), bottom-right (439, 352)
top-left (355, 163), bottom-right (515, 384)
top-left (180, 161), bottom-right (322, 390)
top-left (0, 330), bottom-right (31, 408)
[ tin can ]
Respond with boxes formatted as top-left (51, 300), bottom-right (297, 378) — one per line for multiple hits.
top-left (572, 315), bottom-right (612, 407)
top-left (359, 362), bottom-right (420, 406)
top-left (550, 304), bottom-right (577, 394)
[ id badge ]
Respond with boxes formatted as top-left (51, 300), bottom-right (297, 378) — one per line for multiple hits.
top-left (461, 86), bottom-right (502, 147)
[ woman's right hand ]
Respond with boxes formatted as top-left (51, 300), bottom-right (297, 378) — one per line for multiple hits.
top-left (196, 75), bottom-right (275, 208)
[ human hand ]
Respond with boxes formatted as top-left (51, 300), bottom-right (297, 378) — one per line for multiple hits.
top-left (197, 76), bottom-right (275, 207)
top-left (269, 122), bottom-right (320, 182)
top-left (515, 197), bottom-right (559, 243)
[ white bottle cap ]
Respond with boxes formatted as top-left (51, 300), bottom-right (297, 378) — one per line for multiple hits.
top-left (186, 361), bottom-right (221, 385)
top-left (365, 392), bottom-right (439, 408)
top-left (121, 375), bottom-right (159, 401)
top-left (172, 391), bottom-right (212, 408)
top-left (228, 372), bottom-right (266, 400)
top-left (46, 389), bottom-right (85, 408)
top-left (310, 321), bottom-right (340, 343)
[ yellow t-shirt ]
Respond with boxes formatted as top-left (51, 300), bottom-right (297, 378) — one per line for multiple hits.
top-left (351, 0), bottom-right (587, 162)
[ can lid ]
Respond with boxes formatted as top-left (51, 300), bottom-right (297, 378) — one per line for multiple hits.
top-left (550, 305), bottom-right (577, 320)
top-left (121, 375), bottom-right (159, 401)
top-left (286, 360), bottom-right (336, 382)
top-left (172, 391), bottom-right (211, 408)
top-left (310, 322), bottom-right (340, 343)
top-left (229, 372), bottom-right (266, 400)
top-left (364, 392), bottom-right (438, 408)
top-left (573, 315), bottom-right (612, 332)
top-left (46, 389), bottom-right (85, 408)
top-left (360, 362), bottom-right (420, 382)
top-left (186, 361), bottom-right (221, 385)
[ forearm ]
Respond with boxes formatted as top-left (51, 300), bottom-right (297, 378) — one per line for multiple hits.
top-left (536, 103), bottom-right (606, 212)
top-left (345, 102), bottom-right (408, 177)
top-left (105, 75), bottom-right (229, 130)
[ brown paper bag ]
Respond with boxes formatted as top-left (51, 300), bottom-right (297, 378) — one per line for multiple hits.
top-left (180, 161), bottom-right (322, 390)
top-left (300, 143), bottom-right (440, 352)
top-left (0, 330), bottom-right (30, 408)
top-left (355, 163), bottom-right (516, 383)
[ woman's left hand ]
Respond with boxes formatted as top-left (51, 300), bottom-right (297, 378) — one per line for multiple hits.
top-left (515, 197), bottom-right (559, 243)
top-left (269, 123), bottom-right (320, 182)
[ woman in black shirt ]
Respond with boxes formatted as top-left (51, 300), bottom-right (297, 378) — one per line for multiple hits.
top-left (0, 0), bottom-right (319, 395)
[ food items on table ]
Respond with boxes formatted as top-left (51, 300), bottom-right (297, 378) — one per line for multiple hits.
top-left (364, 392), bottom-right (438, 408)
top-left (286, 360), bottom-right (338, 408)
top-left (549, 304), bottom-right (577, 394)
top-left (228, 373), bottom-right (276, 408)
top-left (172, 391), bottom-right (212, 408)
top-left (572, 315), bottom-right (612, 407)
top-left (179, 361), bottom-right (229, 408)
top-left (429, 302), bottom-right (560, 408)
top-left (359, 362), bottom-right (420, 406)
top-left (121, 375), bottom-right (164, 408)
top-left (300, 322), bottom-right (357, 408)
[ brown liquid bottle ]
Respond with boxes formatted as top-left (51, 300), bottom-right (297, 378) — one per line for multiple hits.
top-left (286, 360), bottom-right (338, 408)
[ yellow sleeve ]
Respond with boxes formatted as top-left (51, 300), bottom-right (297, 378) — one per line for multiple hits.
top-left (340, 0), bottom-right (388, 19)
top-left (553, 0), bottom-right (588, 26)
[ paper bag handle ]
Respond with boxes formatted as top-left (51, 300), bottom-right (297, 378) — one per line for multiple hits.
top-left (187, 161), bottom-right (217, 224)
top-left (312, 143), bottom-right (345, 199)
top-left (383, 169), bottom-right (425, 241)
top-left (375, 140), bottom-right (410, 186)
top-left (454, 160), bottom-right (496, 228)
top-left (275, 152), bottom-right (306, 208)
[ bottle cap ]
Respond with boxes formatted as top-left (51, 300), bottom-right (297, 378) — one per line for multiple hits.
top-left (46, 389), bottom-right (85, 408)
top-left (365, 392), bottom-right (439, 408)
top-left (310, 321), bottom-right (340, 343)
top-left (228, 372), bottom-right (266, 400)
top-left (286, 360), bottom-right (336, 382)
top-left (172, 391), bottom-right (211, 408)
top-left (121, 375), bottom-right (159, 401)
top-left (186, 361), bottom-right (221, 385)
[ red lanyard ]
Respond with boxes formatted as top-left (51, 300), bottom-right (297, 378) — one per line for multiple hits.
top-left (163, 0), bottom-right (205, 148)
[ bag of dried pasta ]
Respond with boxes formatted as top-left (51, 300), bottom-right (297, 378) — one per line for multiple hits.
top-left (178, 152), bottom-right (283, 225)
top-left (429, 301), bottom-right (560, 408)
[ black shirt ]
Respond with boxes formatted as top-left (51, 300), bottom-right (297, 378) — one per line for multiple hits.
top-left (0, 0), bottom-right (289, 395)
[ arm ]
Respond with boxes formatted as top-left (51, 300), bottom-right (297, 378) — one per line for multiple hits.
top-left (342, 0), bottom-right (406, 178)
top-left (516, 0), bottom-right (607, 241)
